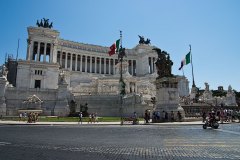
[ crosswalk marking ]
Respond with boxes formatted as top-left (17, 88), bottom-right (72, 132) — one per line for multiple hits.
top-left (0, 142), bottom-right (11, 146)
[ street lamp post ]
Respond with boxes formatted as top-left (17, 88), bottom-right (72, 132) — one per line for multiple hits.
top-left (118, 31), bottom-right (126, 125)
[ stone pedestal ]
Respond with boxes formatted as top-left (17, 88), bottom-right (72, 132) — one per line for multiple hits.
top-left (155, 77), bottom-right (185, 120)
top-left (54, 83), bottom-right (70, 116)
top-left (54, 100), bottom-right (69, 116)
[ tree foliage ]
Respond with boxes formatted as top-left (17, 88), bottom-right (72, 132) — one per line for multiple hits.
top-left (211, 90), bottom-right (227, 97)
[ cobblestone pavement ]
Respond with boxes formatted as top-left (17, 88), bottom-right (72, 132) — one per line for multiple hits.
top-left (0, 123), bottom-right (240, 160)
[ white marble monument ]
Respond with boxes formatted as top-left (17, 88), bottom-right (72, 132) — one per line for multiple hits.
top-left (1, 21), bottom-right (190, 117)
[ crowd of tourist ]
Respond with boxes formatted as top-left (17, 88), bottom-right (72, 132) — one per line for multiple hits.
top-left (19, 112), bottom-right (39, 123)
top-left (202, 109), bottom-right (240, 123)
top-left (152, 110), bottom-right (182, 123)
top-left (87, 113), bottom-right (98, 123)
top-left (17, 108), bottom-right (239, 125)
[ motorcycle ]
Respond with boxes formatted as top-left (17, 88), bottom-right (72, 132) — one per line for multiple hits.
top-left (203, 117), bottom-right (219, 129)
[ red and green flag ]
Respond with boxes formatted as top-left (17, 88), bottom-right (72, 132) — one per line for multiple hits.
top-left (179, 52), bottom-right (191, 70)
top-left (108, 39), bottom-right (120, 56)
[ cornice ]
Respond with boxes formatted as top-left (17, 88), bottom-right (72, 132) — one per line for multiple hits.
top-left (58, 39), bottom-right (135, 55)
top-left (28, 26), bottom-right (60, 39)
top-left (18, 60), bottom-right (60, 68)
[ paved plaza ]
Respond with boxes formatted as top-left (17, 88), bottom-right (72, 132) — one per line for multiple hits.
top-left (0, 123), bottom-right (240, 160)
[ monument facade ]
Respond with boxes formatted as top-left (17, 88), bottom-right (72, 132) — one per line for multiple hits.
top-left (0, 20), bottom-right (190, 117)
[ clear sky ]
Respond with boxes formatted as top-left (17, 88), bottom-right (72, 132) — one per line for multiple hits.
top-left (0, 0), bottom-right (239, 91)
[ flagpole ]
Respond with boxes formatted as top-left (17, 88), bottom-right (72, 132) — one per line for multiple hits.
top-left (120, 31), bottom-right (122, 81)
top-left (190, 45), bottom-right (196, 87)
top-left (119, 30), bottom-right (123, 125)
top-left (120, 30), bottom-right (122, 48)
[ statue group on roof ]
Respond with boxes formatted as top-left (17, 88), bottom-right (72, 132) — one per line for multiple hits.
top-left (138, 35), bottom-right (151, 45)
top-left (36, 18), bottom-right (53, 29)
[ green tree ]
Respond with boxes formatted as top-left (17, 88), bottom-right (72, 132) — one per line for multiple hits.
top-left (211, 90), bottom-right (226, 97)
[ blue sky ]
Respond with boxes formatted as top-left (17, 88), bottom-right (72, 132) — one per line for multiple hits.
top-left (0, 0), bottom-right (239, 91)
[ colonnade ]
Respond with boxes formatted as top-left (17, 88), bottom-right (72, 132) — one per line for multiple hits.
top-left (27, 40), bottom-right (157, 75)
top-left (27, 41), bottom-right (54, 63)
top-left (57, 51), bottom-right (137, 75)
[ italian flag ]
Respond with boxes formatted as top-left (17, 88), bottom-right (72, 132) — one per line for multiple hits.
top-left (179, 52), bottom-right (191, 70)
top-left (108, 39), bottom-right (120, 56)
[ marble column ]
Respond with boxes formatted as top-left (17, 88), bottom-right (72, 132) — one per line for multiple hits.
top-left (50, 43), bottom-right (53, 63)
top-left (133, 60), bottom-right (136, 75)
top-left (152, 57), bottom-right (154, 73)
top-left (27, 39), bottom-right (32, 60)
top-left (153, 57), bottom-right (155, 73)
top-left (94, 57), bottom-right (97, 73)
top-left (90, 56), bottom-right (92, 73)
top-left (131, 60), bottom-right (134, 75)
top-left (80, 55), bottom-right (82, 72)
top-left (52, 43), bottom-right (57, 63)
top-left (30, 41), bottom-right (34, 61)
top-left (43, 43), bottom-right (47, 62)
top-left (104, 58), bottom-right (106, 74)
top-left (149, 57), bottom-right (151, 73)
top-left (113, 59), bottom-right (116, 74)
top-left (70, 53), bottom-right (73, 71)
top-left (85, 56), bottom-right (87, 72)
top-left (100, 57), bottom-right (102, 74)
top-left (37, 42), bottom-right (40, 61)
top-left (60, 51), bottom-right (63, 66)
top-left (65, 52), bottom-right (67, 69)
top-left (75, 54), bottom-right (78, 71)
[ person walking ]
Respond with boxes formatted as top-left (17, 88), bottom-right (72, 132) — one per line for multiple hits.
top-left (133, 112), bottom-right (138, 125)
top-left (88, 113), bottom-right (92, 124)
top-left (144, 110), bottom-right (149, 124)
top-left (19, 113), bottom-right (22, 121)
top-left (165, 111), bottom-right (168, 122)
top-left (202, 111), bottom-right (206, 123)
top-left (170, 111), bottom-right (174, 122)
top-left (78, 112), bottom-right (83, 124)
top-left (177, 111), bottom-right (182, 122)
